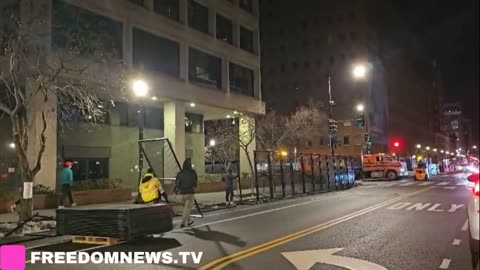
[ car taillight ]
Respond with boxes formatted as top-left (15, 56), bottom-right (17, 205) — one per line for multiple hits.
top-left (474, 182), bottom-right (480, 196)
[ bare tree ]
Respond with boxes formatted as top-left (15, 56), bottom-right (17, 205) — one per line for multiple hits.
top-left (0, 4), bottom-right (125, 221)
top-left (205, 121), bottom-right (237, 173)
top-left (256, 105), bottom-right (327, 151)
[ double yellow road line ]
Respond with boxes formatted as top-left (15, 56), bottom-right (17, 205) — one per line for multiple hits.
top-left (200, 186), bottom-right (435, 270)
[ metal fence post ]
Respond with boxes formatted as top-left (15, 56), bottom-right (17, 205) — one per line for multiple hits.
top-left (310, 154), bottom-right (315, 192)
top-left (333, 155), bottom-right (338, 191)
top-left (254, 151), bottom-right (259, 202)
top-left (267, 151), bottom-right (274, 199)
top-left (326, 155), bottom-right (330, 191)
top-left (300, 154), bottom-right (306, 194)
top-left (339, 156), bottom-right (344, 189)
top-left (290, 155), bottom-right (295, 196)
top-left (318, 155), bottom-right (323, 191)
top-left (280, 156), bottom-right (286, 198)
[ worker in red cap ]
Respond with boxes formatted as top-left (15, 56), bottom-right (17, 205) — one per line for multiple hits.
top-left (59, 161), bottom-right (76, 208)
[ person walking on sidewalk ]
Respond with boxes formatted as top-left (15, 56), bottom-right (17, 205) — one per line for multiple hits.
top-left (175, 159), bottom-right (197, 228)
top-left (223, 169), bottom-right (239, 206)
top-left (59, 161), bottom-right (76, 208)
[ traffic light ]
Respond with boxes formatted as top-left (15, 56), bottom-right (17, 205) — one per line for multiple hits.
top-left (356, 114), bottom-right (365, 128)
top-left (328, 119), bottom-right (338, 134)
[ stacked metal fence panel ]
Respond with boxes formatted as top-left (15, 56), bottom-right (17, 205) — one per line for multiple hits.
top-left (57, 203), bottom-right (173, 241)
top-left (253, 151), bottom-right (356, 200)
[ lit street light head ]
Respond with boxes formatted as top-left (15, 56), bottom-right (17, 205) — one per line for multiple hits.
top-left (353, 64), bottom-right (367, 78)
top-left (209, 139), bottom-right (216, 147)
top-left (132, 79), bottom-right (149, 97)
top-left (426, 146), bottom-right (430, 150)
top-left (416, 144), bottom-right (421, 149)
top-left (8, 143), bottom-right (15, 149)
top-left (356, 104), bottom-right (365, 112)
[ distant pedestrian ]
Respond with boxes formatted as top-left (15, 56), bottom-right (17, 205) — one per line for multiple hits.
top-left (175, 159), bottom-right (197, 228)
top-left (223, 169), bottom-right (239, 206)
top-left (59, 161), bottom-right (76, 208)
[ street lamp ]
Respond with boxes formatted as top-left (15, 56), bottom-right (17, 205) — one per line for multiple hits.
top-left (353, 64), bottom-right (367, 79)
top-left (416, 144), bottom-right (421, 149)
top-left (8, 143), bottom-right (15, 149)
top-left (209, 139), bottom-right (216, 173)
top-left (356, 103), bottom-right (365, 112)
top-left (473, 145), bottom-right (477, 149)
top-left (132, 79), bottom-right (149, 183)
top-left (426, 146), bottom-right (430, 150)
top-left (440, 150), bottom-right (444, 153)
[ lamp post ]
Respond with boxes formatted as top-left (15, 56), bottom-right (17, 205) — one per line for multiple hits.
top-left (209, 139), bottom-right (216, 173)
top-left (133, 79), bottom-right (149, 182)
top-left (352, 63), bottom-right (370, 154)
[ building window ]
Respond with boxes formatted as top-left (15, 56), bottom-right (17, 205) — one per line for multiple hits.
top-left (304, 61), bottom-right (310, 69)
top-left (280, 63), bottom-right (285, 72)
top-left (302, 40), bottom-right (309, 48)
top-left (338, 33), bottom-right (346, 42)
top-left (336, 14), bottom-right (344, 23)
top-left (354, 135), bottom-right (362, 145)
top-left (185, 113), bottom-right (203, 133)
top-left (128, 0), bottom-right (144, 7)
top-left (279, 26), bottom-right (285, 34)
top-left (316, 58), bottom-right (322, 67)
top-left (229, 63), bottom-right (254, 96)
top-left (329, 56), bottom-right (335, 65)
top-left (340, 53), bottom-right (346, 61)
top-left (349, 31), bottom-right (357, 41)
top-left (279, 45), bottom-right (285, 53)
top-left (52, 0), bottom-right (123, 58)
top-left (314, 39), bottom-right (321, 48)
top-left (70, 158), bottom-right (109, 181)
top-left (348, 11), bottom-right (355, 23)
top-left (301, 21), bottom-right (307, 31)
top-left (239, 0), bottom-right (253, 13)
top-left (315, 79), bottom-right (323, 87)
top-left (307, 140), bottom-right (313, 148)
top-left (145, 107), bottom-right (164, 129)
top-left (343, 136), bottom-right (350, 145)
top-left (319, 136), bottom-right (325, 146)
top-left (188, 0), bottom-right (208, 33)
top-left (240, 26), bottom-right (254, 53)
top-left (292, 62), bottom-right (297, 72)
top-left (153, 0), bottom-right (179, 21)
top-left (132, 28), bottom-right (179, 77)
top-left (189, 48), bottom-right (222, 89)
top-left (216, 14), bottom-right (233, 44)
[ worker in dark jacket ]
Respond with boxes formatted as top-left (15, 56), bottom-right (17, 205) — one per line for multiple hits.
top-left (175, 159), bottom-right (197, 228)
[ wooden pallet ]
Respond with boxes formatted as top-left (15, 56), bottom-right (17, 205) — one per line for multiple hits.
top-left (72, 236), bottom-right (121, 245)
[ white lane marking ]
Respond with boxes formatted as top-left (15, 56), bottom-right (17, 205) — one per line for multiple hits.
top-left (388, 202), bottom-right (411, 210)
top-left (419, 182), bottom-right (434, 186)
top-left (427, 203), bottom-right (444, 212)
top-left (399, 182), bottom-right (415, 186)
top-left (382, 183), bottom-right (398, 187)
top-left (400, 179), bottom-right (408, 182)
top-left (437, 182), bottom-right (450, 186)
top-left (439, 259), bottom-right (451, 269)
top-left (406, 203), bottom-right (431, 211)
top-left (456, 182), bottom-right (466, 186)
top-left (452, 239), bottom-right (461, 246)
top-left (461, 219), bottom-right (469, 231)
top-left (170, 192), bottom-right (350, 232)
top-left (443, 186), bottom-right (456, 190)
top-left (448, 204), bottom-right (464, 212)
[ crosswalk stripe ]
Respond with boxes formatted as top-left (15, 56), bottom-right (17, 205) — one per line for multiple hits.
top-left (456, 182), bottom-right (466, 186)
top-left (436, 182), bottom-right (450, 186)
top-left (443, 186), bottom-right (456, 190)
top-left (419, 182), bottom-right (433, 186)
top-left (382, 183), bottom-right (398, 187)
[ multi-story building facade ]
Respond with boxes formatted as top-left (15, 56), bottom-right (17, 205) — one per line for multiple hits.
top-left (259, 0), bottom-right (442, 157)
top-left (0, 0), bottom-right (264, 189)
top-left (442, 102), bottom-right (467, 152)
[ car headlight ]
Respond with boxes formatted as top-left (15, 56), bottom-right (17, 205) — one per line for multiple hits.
top-left (400, 168), bottom-right (405, 172)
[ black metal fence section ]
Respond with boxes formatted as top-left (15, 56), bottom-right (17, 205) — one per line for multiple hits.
top-left (253, 151), bottom-right (356, 200)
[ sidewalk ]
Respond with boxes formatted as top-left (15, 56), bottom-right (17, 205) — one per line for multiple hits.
top-left (0, 188), bottom-right (255, 223)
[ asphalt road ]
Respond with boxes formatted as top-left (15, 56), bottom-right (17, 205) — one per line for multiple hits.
top-left (25, 173), bottom-right (475, 270)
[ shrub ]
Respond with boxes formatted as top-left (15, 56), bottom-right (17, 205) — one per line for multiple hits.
top-left (72, 178), bottom-right (124, 191)
top-left (33, 184), bottom-right (55, 195)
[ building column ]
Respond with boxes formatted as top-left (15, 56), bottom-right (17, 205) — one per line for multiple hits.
top-left (239, 116), bottom-right (256, 176)
top-left (26, 78), bottom-right (57, 189)
top-left (222, 57), bottom-right (230, 92)
top-left (179, 0), bottom-right (188, 25)
top-left (164, 102), bottom-right (186, 177)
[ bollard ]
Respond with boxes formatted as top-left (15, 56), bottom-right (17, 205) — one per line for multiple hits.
top-left (254, 151), bottom-right (260, 202)
top-left (280, 156), bottom-right (286, 198)
top-left (300, 154), bottom-right (306, 194)
top-left (267, 152), bottom-right (274, 199)
top-left (310, 154), bottom-right (315, 192)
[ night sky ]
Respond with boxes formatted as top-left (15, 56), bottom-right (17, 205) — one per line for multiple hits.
top-left (393, 0), bottom-right (479, 141)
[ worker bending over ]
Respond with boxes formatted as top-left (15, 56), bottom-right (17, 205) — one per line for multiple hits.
top-left (139, 168), bottom-right (169, 204)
